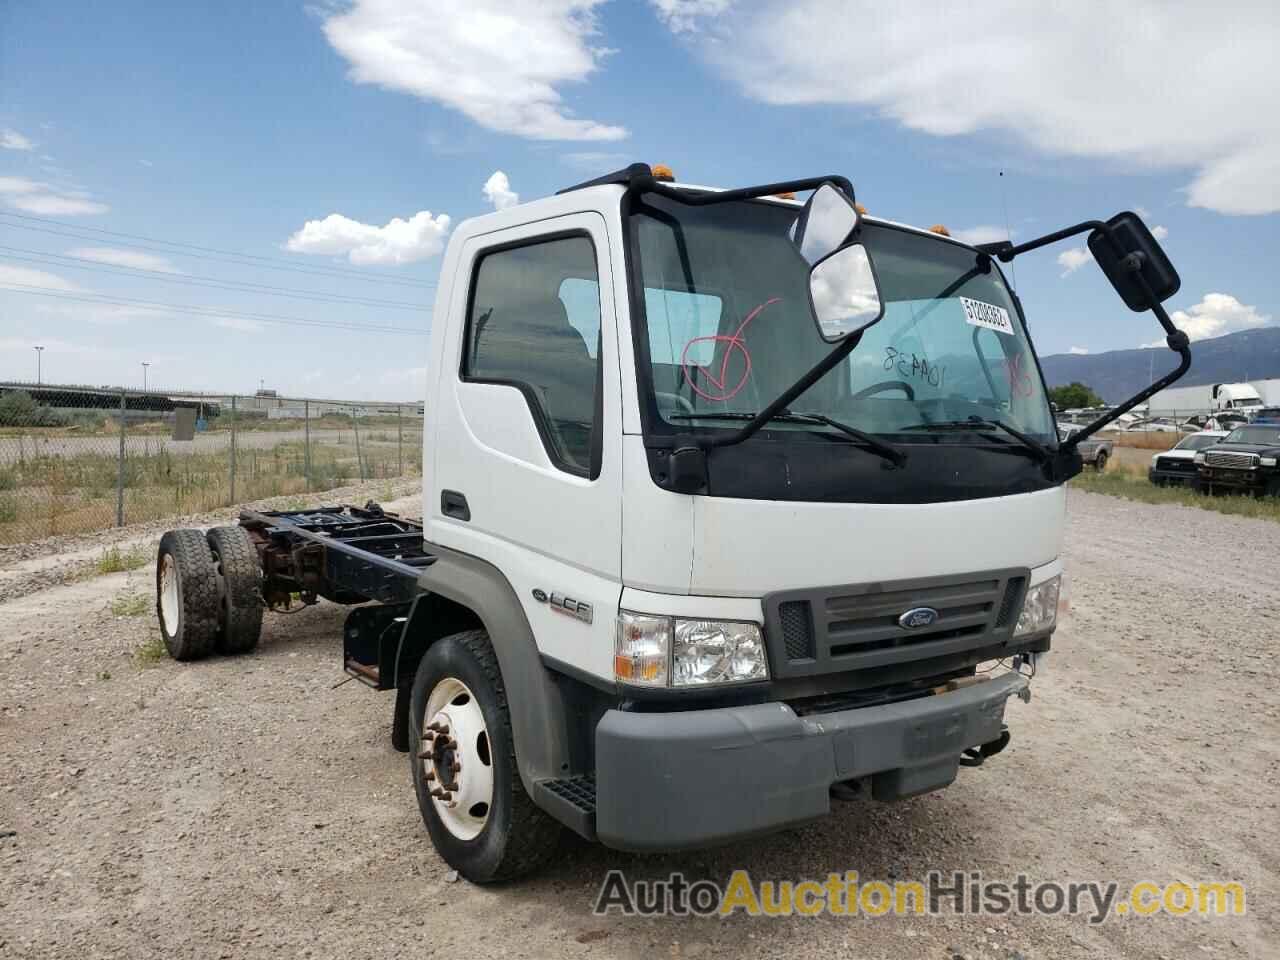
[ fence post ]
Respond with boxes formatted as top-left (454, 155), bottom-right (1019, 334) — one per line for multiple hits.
top-left (115, 388), bottom-right (127, 527)
top-left (352, 404), bottom-right (364, 481)
top-left (304, 399), bottom-right (311, 492)
top-left (397, 404), bottom-right (403, 476)
top-left (229, 395), bottom-right (238, 504)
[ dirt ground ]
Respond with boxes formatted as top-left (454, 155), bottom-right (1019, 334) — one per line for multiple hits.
top-left (1, 488), bottom-right (1275, 959)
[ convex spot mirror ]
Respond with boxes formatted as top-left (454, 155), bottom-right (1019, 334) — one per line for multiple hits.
top-left (1088, 211), bottom-right (1181, 311)
top-left (809, 243), bottom-right (885, 342)
top-left (791, 183), bottom-right (860, 265)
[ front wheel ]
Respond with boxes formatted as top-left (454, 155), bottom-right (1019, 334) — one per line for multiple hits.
top-left (410, 629), bottom-right (560, 883)
top-left (1093, 450), bottom-right (1108, 472)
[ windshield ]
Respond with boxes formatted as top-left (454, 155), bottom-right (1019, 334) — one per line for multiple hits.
top-left (631, 195), bottom-right (1056, 442)
top-left (1227, 426), bottom-right (1280, 445)
top-left (1176, 434), bottom-right (1223, 451)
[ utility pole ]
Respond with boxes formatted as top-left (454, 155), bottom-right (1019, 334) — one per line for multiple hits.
top-left (142, 361), bottom-right (150, 392)
top-left (34, 345), bottom-right (43, 385)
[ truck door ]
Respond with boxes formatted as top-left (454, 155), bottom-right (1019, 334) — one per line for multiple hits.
top-left (430, 213), bottom-right (622, 681)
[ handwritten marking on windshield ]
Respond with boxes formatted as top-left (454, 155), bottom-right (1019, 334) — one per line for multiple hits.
top-left (681, 297), bottom-right (781, 403)
top-left (884, 347), bottom-right (945, 389)
top-left (1006, 353), bottom-right (1034, 398)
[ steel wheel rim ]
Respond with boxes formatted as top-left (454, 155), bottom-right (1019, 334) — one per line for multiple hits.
top-left (159, 553), bottom-right (179, 638)
top-left (422, 677), bottom-right (494, 841)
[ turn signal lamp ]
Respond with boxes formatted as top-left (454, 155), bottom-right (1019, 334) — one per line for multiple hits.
top-left (651, 163), bottom-right (676, 182)
top-left (855, 203), bottom-right (868, 215)
top-left (929, 224), bottom-right (951, 236)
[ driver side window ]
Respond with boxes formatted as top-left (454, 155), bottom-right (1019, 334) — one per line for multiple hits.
top-left (463, 235), bottom-right (601, 477)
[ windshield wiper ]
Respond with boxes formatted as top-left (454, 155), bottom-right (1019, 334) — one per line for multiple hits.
top-left (670, 410), bottom-right (906, 466)
top-left (903, 416), bottom-right (1052, 463)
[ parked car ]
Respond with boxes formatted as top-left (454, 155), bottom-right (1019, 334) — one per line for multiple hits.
top-left (1250, 406), bottom-right (1280, 425)
top-left (1203, 412), bottom-right (1250, 431)
top-left (1149, 431), bottom-right (1227, 486)
top-left (1126, 418), bottom-right (1179, 433)
top-left (1059, 425), bottom-right (1113, 470)
top-left (1194, 424), bottom-right (1280, 496)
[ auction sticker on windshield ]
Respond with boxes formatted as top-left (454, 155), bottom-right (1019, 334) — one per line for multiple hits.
top-left (960, 296), bottom-right (1014, 335)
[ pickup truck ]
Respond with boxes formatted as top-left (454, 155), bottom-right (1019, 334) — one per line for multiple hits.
top-left (1058, 424), bottom-right (1112, 470)
top-left (153, 164), bottom-right (1190, 882)
top-left (1193, 423), bottom-right (1280, 496)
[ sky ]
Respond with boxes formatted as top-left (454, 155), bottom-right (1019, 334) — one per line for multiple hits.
top-left (1, 0), bottom-right (1277, 400)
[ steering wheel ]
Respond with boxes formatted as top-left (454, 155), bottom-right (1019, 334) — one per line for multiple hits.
top-left (656, 391), bottom-right (696, 414)
top-left (852, 380), bottom-right (915, 401)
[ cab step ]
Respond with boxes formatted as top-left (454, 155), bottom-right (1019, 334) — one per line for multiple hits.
top-left (534, 774), bottom-right (597, 841)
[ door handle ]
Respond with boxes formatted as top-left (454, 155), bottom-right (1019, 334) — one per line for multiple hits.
top-left (441, 490), bottom-right (470, 521)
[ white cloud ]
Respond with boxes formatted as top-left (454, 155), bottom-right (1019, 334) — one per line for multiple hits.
top-left (671, 2), bottom-right (1280, 215)
top-left (1151, 225), bottom-right (1169, 241)
top-left (321, 0), bottom-right (626, 141)
top-left (1057, 247), bottom-right (1093, 277)
top-left (0, 175), bottom-right (108, 215)
top-left (651, 0), bottom-right (734, 33)
top-left (482, 170), bottom-right (519, 211)
top-left (66, 247), bottom-right (180, 273)
top-left (285, 210), bottom-right (451, 265)
top-left (1068, 346), bottom-right (1089, 355)
top-left (0, 263), bottom-right (80, 292)
top-left (951, 225), bottom-right (1009, 246)
top-left (1, 128), bottom-right (34, 151)
top-left (1159, 293), bottom-right (1272, 343)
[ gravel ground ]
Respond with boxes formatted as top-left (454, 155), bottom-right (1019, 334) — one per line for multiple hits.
top-left (1, 488), bottom-right (1275, 959)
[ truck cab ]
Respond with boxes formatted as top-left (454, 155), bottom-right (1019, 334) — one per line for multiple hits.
top-left (154, 165), bottom-right (1190, 882)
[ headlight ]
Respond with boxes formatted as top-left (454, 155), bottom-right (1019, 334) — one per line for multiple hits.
top-left (1014, 575), bottom-right (1061, 637)
top-left (672, 619), bottom-right (767, 686)
top-left (1194, 452), bottom-right (1207, 463)
top-left (1262, 456), bottom-right (1277, 467)
top-left (615, 611), bottom-right (768, 687)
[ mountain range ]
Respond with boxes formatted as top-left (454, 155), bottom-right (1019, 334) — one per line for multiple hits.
top-left (1039, 327), bottom-right (1280, 401)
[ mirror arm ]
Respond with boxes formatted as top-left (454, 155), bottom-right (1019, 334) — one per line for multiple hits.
top-left (976, 220), bottom-right (1107, 262)
top-left (1064, 301), bottom-right (1192, 450)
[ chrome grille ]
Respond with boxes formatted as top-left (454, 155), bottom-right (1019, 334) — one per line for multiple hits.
top-left (1205, 451), bottom-right (1258, 470)
top-left (1156, 457), bottom-right (1196, 473)
top-left (764, 568), bottom-right (1029, 682)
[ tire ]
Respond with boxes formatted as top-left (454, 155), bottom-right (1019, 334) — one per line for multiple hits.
top-left (206, 525), bottom-right (264, 655)
top-left (1093, 450), bottom-right (1108, 472)
top-left (409, 629), bottom-right (561, 883)
top-left (155, 529), bottom-right (220, 661)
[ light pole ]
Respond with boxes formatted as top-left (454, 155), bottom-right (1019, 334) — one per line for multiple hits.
top-left (34, 345), bottom-right (43, 385)
top-left (142, 361), bottom-right (150, 392)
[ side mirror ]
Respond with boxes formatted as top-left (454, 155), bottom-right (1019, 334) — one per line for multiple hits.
top-left (792, 183), bottom-right (860, 265)
top-left (808, 242), bottom-right (884, 341)
top-left (1088, 211), bottom-right (1180, 311)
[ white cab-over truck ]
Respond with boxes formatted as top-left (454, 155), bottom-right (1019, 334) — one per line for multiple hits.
top-left (154, 164), bottom-right (1190, 882)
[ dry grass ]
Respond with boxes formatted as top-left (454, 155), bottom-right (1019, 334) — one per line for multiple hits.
top-left (94, 545), bottom-right (150, 575)
top-left (110, 592), bottom-right (151, 617)
top-left (1073, 460), bottom-right (1280, 523)
top-left (0, 436), bottom-right (422, 544)
top-left (1104, 431), bottom-right (1181, 450)
top-left (135, 633), bottom-right (168, 664)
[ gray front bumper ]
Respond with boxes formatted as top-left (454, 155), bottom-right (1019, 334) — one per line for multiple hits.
top-left (595, 672), bottom-right (1027, 851)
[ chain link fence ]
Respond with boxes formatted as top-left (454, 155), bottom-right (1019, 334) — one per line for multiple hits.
top-left (0, 382), bottom-right (424, 545)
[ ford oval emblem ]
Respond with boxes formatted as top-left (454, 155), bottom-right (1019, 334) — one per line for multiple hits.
top-left (898, 607), bottom-right (939, 629)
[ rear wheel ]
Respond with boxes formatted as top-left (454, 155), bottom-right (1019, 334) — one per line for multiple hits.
top-left (1093, 450), bottom-right (1108, 472)
top-left (206, 525), bottom-right (263, 655)
top-left (155, 529), bottom-right (219, 661)
top-left (410, 629), bottom-right (560, 883)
